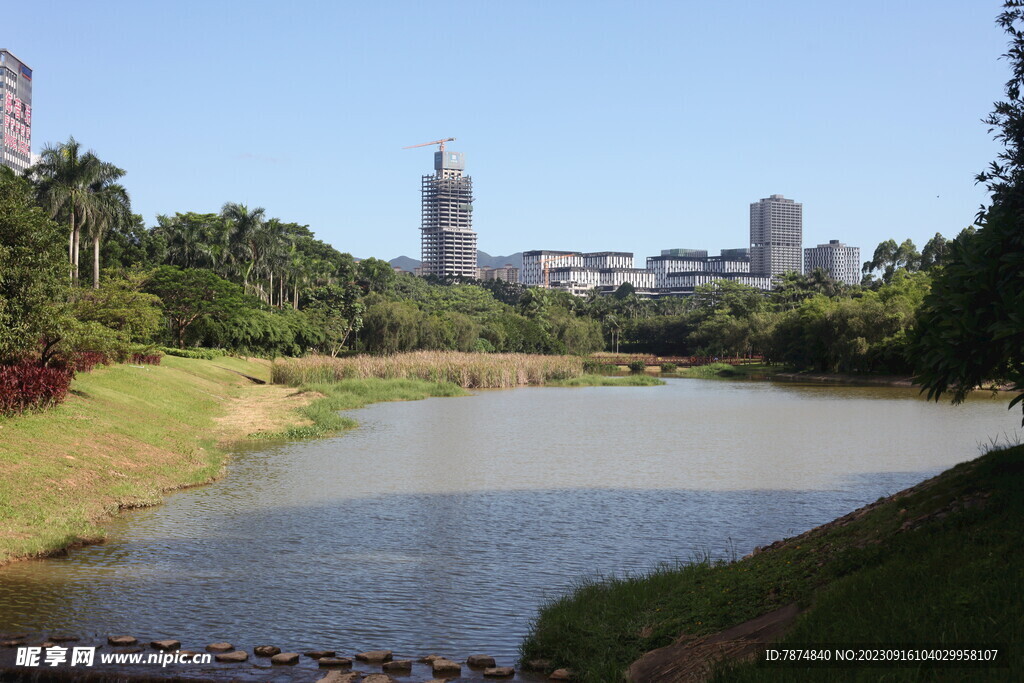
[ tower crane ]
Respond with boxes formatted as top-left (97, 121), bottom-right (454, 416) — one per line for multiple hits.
top-left (403, 137), bottom-right (456, 153)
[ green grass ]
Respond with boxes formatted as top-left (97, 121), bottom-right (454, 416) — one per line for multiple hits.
top-left (253, 378), bottom-right (469, 439)
top-left (677, 362), bottom-right (779, 379)
top-left (521, 445), bottom-right (1024, 681)
top-left (547, 375), bottom-right (666, 387)
top-left (0, 355), bottom-right (271, 564)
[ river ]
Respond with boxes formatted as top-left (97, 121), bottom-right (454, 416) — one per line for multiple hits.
top-left (0, 378), bottom-right (1018, 679)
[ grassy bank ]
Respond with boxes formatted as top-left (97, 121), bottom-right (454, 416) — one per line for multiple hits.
top-left (547, 375), bottom-right (665, 387)
top-left (0, 356), bottom-right (295, 565)
top-left (272, 351), bottom-right (586, 388)
top-left (521, 445), bottom-right (1024, 681)
top-left (675, 362), bottom-right (779, 379)
top-left (255, 378), bottom-right (468, 439)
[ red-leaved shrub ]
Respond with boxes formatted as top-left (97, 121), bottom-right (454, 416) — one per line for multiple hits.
top-left (0, 363), bottom-right (74, 416)
top-left (73, 351), bottom-right (110, 372)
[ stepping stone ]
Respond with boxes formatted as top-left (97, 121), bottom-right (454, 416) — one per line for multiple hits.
top-left (306, 650), bottom-right (337, 659)
top-left (550, 668), bottom-right (574, 680)
top-left (254, 645), bottom-right (281, 657)
top-left (113, 647), bottom-right (143, 654)
top-left (468, 654), bottom-right (497, 667)
top-left (151, 640), bottom-right (181, 651)
top-left (431, 658), bottom-right (461, 675)
top-left (108, 636), bottom-right (138, 646)
top-left (363, 675), bottom-right (395, 683)
top-left (419, 654), bottom-right (442, 663)
top-left (40, 642), bottom-right (55, 648)
top-left (214, 650), bottom-right (249, 663)
top-left (0, 641), bottom-right (23, 648)
top-left (484, 667), bottom-right (515, 678)
top-left (205, 642), bottom-right (233, 652)
top-left (271, 652), bottom-right (300, 665)
top-left (356, 650), bottom-right (392, 663)
top-left (316, 672), bottom-right (362, 683)
top-left (318, 657), bottom-right (353, 668)
top-left (382, 659), bottom-right (412, 672)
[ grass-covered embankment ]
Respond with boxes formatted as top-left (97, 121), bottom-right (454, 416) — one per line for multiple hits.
top-left (547, 375), bottom-right (665, 387)
top-left (521, 445), bottom-right (1024, 681)
top-left (0, 356), bottom-right (304, 565)
top-left (675, 362), bottom-right (779, 379)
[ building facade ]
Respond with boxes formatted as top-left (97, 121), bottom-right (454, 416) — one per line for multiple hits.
top-left (1, 50), bottom-right (32, 174)
top-left (804, 240), bottom-right (861, 286)
top-left (750, 194), bottom-right (802, 278)
top-left (419, 149), bottom-right (477, 278)
top-left (478, 264), bottom-right (520, 283)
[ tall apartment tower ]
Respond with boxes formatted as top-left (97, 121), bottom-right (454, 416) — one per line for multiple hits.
top-left (0, 50), bottom-right (32, 174)
top-left (804, 240), bottom-right (861, 286)
top-left (420, 148), bottom-right (477, 278)
top-left (750, 194), bottom-right (802, 278)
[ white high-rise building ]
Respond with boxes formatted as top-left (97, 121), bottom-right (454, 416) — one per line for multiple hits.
top-left (750, 194), bottom-right (802, 278)
top-left (0, 49), bottom-right (32, 174)
top-left (804, 240), bottom-right (861, 286)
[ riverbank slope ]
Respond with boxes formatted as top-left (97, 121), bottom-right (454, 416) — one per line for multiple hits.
top-left (0, 356), bottom-right (324, 566)
top-left (521, 443), bottom-right (1024, 681)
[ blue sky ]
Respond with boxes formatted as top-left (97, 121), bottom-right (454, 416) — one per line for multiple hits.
top-left (13, 1), bottom-right (1009, 263)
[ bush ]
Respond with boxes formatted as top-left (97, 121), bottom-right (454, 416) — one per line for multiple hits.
top-left (72, 351), bottom-right (110, 373)
top-left (660, 362), bottom-right (678, 373)
top-left (131, 353), bottom-right (162, 365)
top-left (0, 362), bottom-right (74, 415)
top-left (628, 360), bottom-right (646, 374)
top-left (158, 346), bottom-right (224, 360)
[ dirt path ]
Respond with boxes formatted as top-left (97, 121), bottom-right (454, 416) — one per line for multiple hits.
top-left (212, 384), bottom-right (319, 445)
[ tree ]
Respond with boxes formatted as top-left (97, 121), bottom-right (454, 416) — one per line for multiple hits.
top-left (27, 136), bottom-right (127, 286)
top-left (912, 1), bottom-right (1024, 420)
top-left (919, 232), bottom-right (952, 270)
top-left (142, 266), bottom-right (246, 348)
top-left (0, 173), bottom-right (70, 363)
top-left (85, 181), bottom-right (131, 288)
top-left (862, 238), bottom-right (921, 283)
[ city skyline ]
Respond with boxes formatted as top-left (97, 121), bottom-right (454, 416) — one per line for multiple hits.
top-left (7, 1), bottom-right (1005, 262)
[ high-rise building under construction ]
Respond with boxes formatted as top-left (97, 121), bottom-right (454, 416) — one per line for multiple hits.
top-left (419, 146), bottom-right (476, 278)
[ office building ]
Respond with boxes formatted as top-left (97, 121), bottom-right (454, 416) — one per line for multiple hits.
top-left (804, 240), bottom-right (861, 286)
top-left (419, 148), bottom-right (477, 278)
top-left (478, 264), bottom-right (520, 283)
top-left (1, 49), bottom-right (32, 174)
top-left (750, 194), bottom-right (802, 278)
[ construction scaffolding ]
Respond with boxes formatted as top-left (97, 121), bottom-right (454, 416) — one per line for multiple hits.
top-left (419, 152), bottom-right (476, 278)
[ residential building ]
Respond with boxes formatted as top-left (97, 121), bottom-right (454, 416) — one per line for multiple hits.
top-left (1, 49), bottom-right (32, 174)
top-left (804, 240), bottom-right (861, 286)
top-left (419, 148), bottom-right (477, 278)
top-left (646, 249), bottom-right (751, 288)
top-left (478, 264), bottom-right (520, 283)
top-left (750, 194), bottom-right (802, 278)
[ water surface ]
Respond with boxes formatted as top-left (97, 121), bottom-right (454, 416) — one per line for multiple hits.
top-left (0, 379), bottom-right (1017, 676)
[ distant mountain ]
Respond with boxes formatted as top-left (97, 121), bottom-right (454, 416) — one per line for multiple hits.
top-left (388, 255), bottom-right (421, 271)
top-left (388, 251), bottom-right (523, 271)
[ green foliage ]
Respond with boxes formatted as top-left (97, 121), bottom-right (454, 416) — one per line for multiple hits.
top-left (659, 362), bottom-right (677, 373)
top-left (0, 174), bottom-right (70, 363)
top-left (627, 359), bottom-right (646, 373)
top-left (142, 266), bottom-right (246, 348)
top-left (158, 346), bottom-right (224, 360)
top-left (72, 276), bottom-right (163, 343)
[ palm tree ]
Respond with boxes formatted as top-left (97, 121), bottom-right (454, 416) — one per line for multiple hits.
top-left (221, 202), bottom-right (267, 292)
top-left (26, 136), bottom-right (126, 286)
top-left (85, 182), bottom-right (131, 288)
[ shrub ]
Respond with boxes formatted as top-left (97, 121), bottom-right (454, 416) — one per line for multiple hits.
top-left (628, 360), bottom-right (646, 374)
top-left (0, 362), bottom-right (74, 416)
top-left (158, 346), bottom-right (224, 360)
top-left (660, 362), bottom-right (678, 373)
top-left (131, 353), bottom-right (162, 365)
top-left (72, 351), bottom-right (110, 373)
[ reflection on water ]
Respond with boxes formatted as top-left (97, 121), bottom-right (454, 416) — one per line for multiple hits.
top-left (0, 379), bottom-right (1017, 666)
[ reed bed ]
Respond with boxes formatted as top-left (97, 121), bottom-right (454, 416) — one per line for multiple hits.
top-left (272, 352), bottom-right (587, 389)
